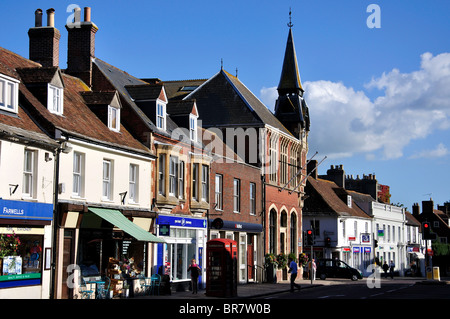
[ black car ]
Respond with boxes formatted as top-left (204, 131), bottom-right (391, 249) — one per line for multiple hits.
top-left (316, 259), bottom-right (363, 281)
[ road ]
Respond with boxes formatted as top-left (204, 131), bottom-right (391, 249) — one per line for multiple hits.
top-left (265, 278), bottom-right (450, 299)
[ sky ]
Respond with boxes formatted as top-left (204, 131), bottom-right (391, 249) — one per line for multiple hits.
top-left (2, 0), bottom-right (450, 212)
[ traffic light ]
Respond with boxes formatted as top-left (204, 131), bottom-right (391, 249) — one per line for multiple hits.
top-left (374, 239), bottom-right (378, 248)
top-left (422, 221), bottom-right (435, 240)
top-left (306, 229), bottom-right (314, 246)
top-left (325, 237), bottom-right (331, 247)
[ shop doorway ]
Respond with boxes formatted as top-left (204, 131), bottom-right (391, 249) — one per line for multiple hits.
top-left (247, 240), bottom-right (254, 281)
top-left (62, 230), bottom-right (74, 299)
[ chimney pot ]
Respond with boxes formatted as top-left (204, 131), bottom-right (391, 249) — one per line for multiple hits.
top-left (46, 8), bottom-right (55, 27)
top-left (35, 9), bottom-right (43, 27)
top-left (84, 7), bottom-right (91, 22)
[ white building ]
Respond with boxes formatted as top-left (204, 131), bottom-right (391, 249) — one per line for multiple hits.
top-left (0, 49), bottom-right (59, 299)
top-left (303, 175), bottom-right (373, 276)
top-left (368, 202), bottom-right (407, 276)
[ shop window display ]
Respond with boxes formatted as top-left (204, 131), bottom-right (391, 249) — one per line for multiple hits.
top-left (0, 232), bottom-right (43, 279)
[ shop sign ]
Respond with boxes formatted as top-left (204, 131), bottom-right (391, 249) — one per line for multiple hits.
top-left (343, 247), bottom-right (351, 252)
top-left (157, 215), bottom-right (206, 228)
top-left (353, 247), bottom-right (360, 253)
top-left (0, 199), bottom-right (52, 221)
top-left (159, 224), bottom-right (170, 236)
top-left (364, 247), bottom-right (371, 253)
top-left (348, 237), bottom-right (356, 241)
top-left (361, 233), bottom-right (371, 243)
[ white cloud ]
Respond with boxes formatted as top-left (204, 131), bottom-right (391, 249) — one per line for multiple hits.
top-left (409, 143), bottom-right (449, 159)
top-left (261, 52), bottom-right (450, 160)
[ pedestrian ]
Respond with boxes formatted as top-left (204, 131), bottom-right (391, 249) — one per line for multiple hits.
top-left (187, 258), bottom-right (201, 294)
top-left (310, 259), bottom-right (316, 280)
top-left (389, 260), bottom-right (395, 279)
top-left (382, 261), bottom-right (389, 278)
top-left (288, 257), bottom-right (301, 292)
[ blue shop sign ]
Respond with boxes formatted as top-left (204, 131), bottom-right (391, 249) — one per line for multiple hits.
top-left (157, 215), bottom-right (206, 228)
top-left (0, 199), bottom-right (53, 221)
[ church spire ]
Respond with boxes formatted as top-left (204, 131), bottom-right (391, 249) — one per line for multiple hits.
top-left (277, 10), bottom-right (303, 96)
top-left (274, 10), bottom-right (310, 138)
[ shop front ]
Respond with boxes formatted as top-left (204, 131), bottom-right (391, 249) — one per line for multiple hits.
top-left (155, 214), bottom-right (207, 291)
top-left (0, 199), bottom-right (53, 299)
top-left (75, 207), bottom-right (164, 298)
top-left (209, 220), bottom-right (263, 283)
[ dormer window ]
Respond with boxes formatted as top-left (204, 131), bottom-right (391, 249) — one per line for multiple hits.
top-left (190, 114), bottom-right (197, 142)
top-left (108, 105), bottom-right (120, 131)
top-left (0, 74), bottom-right (19, 113)
top-left (156, 102), bottom-right (166, 130)
top-left (48, 84), bottom-right (63, 115)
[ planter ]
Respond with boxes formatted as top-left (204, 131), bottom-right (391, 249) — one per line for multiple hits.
top-left (265, 263), bottom-right (277, 283)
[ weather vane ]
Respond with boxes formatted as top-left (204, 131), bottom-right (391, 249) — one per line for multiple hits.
top-left (287, 8), bottom-right (294, 28)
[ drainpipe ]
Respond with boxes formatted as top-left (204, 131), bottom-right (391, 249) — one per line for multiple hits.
top-left (50, 144), bottom-right (61, 299)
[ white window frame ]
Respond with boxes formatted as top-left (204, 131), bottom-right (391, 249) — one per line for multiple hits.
top-left (189, 114), bottom-right (197, 142)
top-left (156, 102), bottom-right (166, 130)
top-left (102, 159), bottom-right (113, 201)
top-left (169, 156), bottom-right (178, 197)
top-left (178, 161), bottom-right (185, 199)
top-left (0, 74), bottom-right (19, 113)
top-left (47, 84), bottom-right (64, 115)
top-left (233, 178), bottom-right (240, 213)
top-left (158, 154), bottom-right (166, 196)
top-left (22, 149), bottom-right (36, 198)
top-left (250, 182), bottom-right (256, 215)
top-left (201, 165), bottom-right (209, 202)
top-left (108, 105), bottom-right (120, 132)
top-left (73, 152), bottom-right (84, 197)
top-left (192, 163), bottom-right (198, 200)
top-left (215, 174), bottom-right (223, 210)
top-left (129, 164), bottom-right (139, 203)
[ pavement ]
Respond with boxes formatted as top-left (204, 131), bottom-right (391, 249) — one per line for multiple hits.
top-left (133, 276), bottom-right (450, 300)
top-left (133, 278), bottom-right (343, 299)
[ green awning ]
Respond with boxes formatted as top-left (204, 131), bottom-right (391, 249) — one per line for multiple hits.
top-left (88, 207), bottom-right (165, 243)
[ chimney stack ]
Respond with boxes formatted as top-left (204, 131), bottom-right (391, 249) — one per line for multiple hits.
top-left (326, 164), bottom-right (345, 188)
top-left (66, 7), bottom-right (98, 87)
top-left (307, 160), bottom-right (318, 180)
top-left (422, 199), bottom-right (434, 215)
top-left (412, 203), bottom-right (420, 218)
top-left (28, 8), bottom-right (61, 67)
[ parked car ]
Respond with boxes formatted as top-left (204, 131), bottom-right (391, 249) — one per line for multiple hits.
top-left (316, 259), bottom-right (363, 281)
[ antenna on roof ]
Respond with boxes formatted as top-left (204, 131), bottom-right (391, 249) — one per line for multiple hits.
top-left (236, 67), bottom-right (238, 78)
top-left (221, 58), bottom-right (223, 70)
top-left (287, 7), bottom-right (294, 28)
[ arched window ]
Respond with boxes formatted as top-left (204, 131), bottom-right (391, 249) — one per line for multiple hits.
top-left (269, 209), bottom-right (277, 254)
top-left (290, 213), bottom-right (297, 255)
top-left (280, 210), bottom-right (287, 228)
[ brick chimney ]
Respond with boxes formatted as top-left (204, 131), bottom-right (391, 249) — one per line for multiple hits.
top-left (66, 7), bottom-right (98, 87)
top-left (326, 164), bottom-right (345, 188)
top-left (307, 160), bottom-right (318, 179)
top-left (422, 199), bottom-right (434, 215)
top-left (28, 8), bottom-right (61, 67)
top-left (412, 203), bottom-right (420, 218)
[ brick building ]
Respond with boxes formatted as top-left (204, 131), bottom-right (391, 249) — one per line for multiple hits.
top-left (163, 20), bottom-right (311, 281)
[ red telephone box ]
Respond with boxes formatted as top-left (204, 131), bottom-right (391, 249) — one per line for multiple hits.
top-left (206, 239), bottom-right (237, 297)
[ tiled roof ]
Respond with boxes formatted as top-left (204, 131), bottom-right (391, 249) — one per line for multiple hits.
top-left (183, 69), bottom-right (292, 136)
top-left (0, 47), bottom-right (151, 156)
top-left (306, 176), bottom-right (371, 219)
top-left (93, 58), bottom-right (179, 136)
top-left (162, 79), bottom-right (207, 101)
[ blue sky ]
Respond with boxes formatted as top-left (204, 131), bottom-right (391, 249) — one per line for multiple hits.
top-left (2, 0), bottom-right (450, 211)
